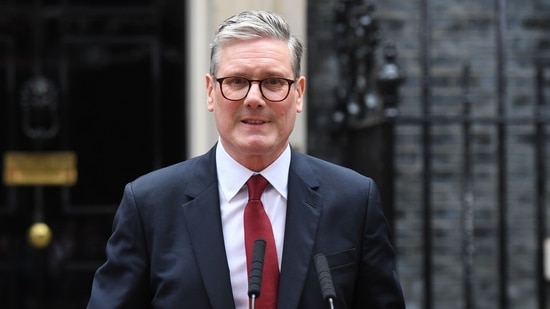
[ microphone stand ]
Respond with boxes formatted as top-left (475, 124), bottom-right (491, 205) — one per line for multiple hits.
top-left (328, 297), bottom-right (335, 309)
top-left (250, 294), bottom-right (257, 309)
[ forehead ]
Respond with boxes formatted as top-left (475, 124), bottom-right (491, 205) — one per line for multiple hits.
top-left (217, 38), bottom-right (293, 76)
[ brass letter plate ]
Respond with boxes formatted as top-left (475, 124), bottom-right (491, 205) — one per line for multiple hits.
top-left (3, 151), bottom-right (77, 186)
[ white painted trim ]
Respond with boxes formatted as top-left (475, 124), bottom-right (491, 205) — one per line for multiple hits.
top-left (185, 0), bottom-right (217, 158)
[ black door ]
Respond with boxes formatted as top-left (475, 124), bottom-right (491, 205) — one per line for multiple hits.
top-left (0, 1), bottom-right (185, 308)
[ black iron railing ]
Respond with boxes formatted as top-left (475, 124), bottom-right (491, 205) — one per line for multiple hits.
top-left (331, 1), bottom-right (550, 308)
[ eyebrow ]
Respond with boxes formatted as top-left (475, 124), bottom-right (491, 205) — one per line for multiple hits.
top-left (220, 67), bottom-right (291, 78)
top-left (220, 72), bottom-right (292, 79)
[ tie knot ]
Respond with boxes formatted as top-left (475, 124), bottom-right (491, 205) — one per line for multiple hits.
top-left (246, 174), bottom-right (268, 201)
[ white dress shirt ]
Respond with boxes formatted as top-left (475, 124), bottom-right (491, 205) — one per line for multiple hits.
top-left (216, 141), bottom-right (289, 309)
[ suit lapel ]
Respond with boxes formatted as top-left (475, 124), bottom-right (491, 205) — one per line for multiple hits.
top-left (277, 151), bottom-right (322, 309)
top-left (179, 147), bottom-right (323, 309)
top-left (181, 147), bottom-right (236, 309)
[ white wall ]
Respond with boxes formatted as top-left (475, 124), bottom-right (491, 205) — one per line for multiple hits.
top-left (185, 0), bottom-right (307, 158)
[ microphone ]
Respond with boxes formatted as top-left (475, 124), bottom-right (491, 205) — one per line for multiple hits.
top-left (248, 239), bottom-right (266, 309)
top-left (314, 253), bottom-right (336, 309)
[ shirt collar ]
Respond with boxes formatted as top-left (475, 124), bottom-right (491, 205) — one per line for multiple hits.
top-left (216, 140), bottom-right (291, 202)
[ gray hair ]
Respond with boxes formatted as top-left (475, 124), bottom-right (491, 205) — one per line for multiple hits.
top-left (209, 10), bottom-right (303, 78)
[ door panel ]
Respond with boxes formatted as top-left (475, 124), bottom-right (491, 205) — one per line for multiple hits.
top-left (0, 1), bottom-right (185, 308)
top-left (64, 38), bottom-right (160, 205)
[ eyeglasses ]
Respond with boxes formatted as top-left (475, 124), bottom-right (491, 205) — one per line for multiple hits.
top-left (214, 76), bottom-right (295, 102)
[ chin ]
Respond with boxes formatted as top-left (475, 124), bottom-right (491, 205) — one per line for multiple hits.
top-left (240, 139), bottom-right (273, 153)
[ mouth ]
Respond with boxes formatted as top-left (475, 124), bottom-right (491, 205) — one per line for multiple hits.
top-left (242, 119), bottom-right (268, 125)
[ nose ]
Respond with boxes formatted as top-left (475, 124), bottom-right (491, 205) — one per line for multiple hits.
top-left (244, 81), bottom-right (264, 105)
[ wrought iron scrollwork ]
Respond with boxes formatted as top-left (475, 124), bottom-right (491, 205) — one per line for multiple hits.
top-left (20, 76), bottom-right (60, 144)
top-left (332, 0), bottom-right (404, 130)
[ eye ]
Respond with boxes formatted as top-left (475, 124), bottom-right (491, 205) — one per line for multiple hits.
top-left (265, 77), bottom-right (282, 86)
top-left (226, 77), bottom-right (247, 86)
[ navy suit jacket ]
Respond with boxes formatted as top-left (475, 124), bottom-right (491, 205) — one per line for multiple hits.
top-left (87, 146), bottom-right (405, 308)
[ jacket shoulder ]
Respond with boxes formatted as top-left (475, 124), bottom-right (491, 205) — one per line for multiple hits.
top-left (130, 149), bottom-right (216, 195)
top-left (292, 150), bottom-right (373, 185)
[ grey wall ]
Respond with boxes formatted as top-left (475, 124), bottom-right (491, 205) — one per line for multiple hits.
top-left (307, 0), bottom-right (550, 308)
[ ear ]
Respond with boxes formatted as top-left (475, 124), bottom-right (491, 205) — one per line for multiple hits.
top-left (206, 74), bottom-right (215, 112)
top-left (295, 76), bottom-right (306, 113)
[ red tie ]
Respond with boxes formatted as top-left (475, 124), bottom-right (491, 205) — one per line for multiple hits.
top-left (244, 174), bottom-right (279, 309)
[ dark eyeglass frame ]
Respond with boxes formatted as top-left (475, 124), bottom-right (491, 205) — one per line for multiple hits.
top-left (214, 76), bottom-right (296, 102)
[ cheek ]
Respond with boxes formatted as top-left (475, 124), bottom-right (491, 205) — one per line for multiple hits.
top-left (278, 108), bottom-right (297, 126)
top-left (214, 104), bottom-right (237, 124)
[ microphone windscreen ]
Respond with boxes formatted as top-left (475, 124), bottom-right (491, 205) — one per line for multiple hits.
top-left (248, 239), bottom-right (266, 297)
top-left (314, 253), bottom-right (337, 301)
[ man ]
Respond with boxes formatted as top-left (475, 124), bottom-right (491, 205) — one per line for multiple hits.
top-left (87, 10), bottom-right (405, 309)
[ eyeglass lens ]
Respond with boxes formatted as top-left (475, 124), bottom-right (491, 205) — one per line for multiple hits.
top-left (219, 77), bottom-right (292, 101)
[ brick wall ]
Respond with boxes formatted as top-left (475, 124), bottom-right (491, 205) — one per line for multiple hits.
top-left (307, 0), bottom-right (550, 308)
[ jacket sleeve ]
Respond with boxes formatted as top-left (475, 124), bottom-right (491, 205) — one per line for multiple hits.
top-left (354, 179), bottom-right (405, 308)
top-left (87, 182), bottom-right (151, 309)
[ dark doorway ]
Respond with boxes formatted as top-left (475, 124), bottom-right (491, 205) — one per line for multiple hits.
top-left (0, 1), bottom-right (185, 308)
